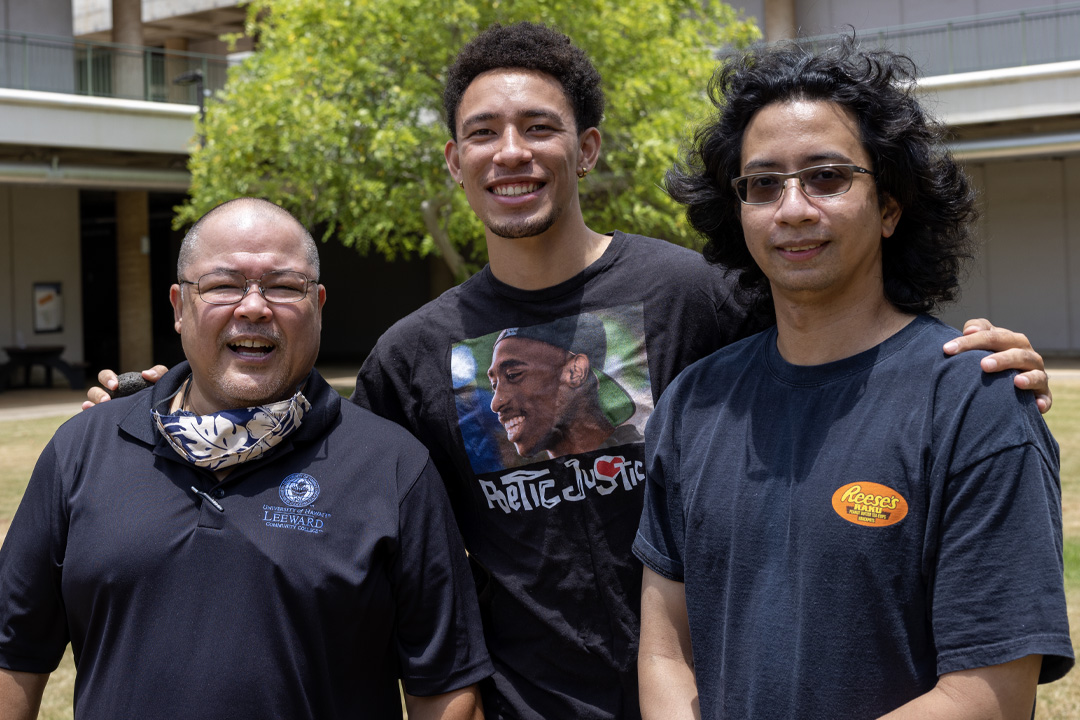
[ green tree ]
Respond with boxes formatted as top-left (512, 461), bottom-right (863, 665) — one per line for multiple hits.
top-left (178, 0), bottom-right (759, 281)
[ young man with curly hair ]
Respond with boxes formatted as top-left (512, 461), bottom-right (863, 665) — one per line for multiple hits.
top-left (355, 23), bottom-right (764, 718)
top-left (635, 38), bottom-right (1073, 719)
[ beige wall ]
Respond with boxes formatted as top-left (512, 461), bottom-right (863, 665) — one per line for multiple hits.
top-left (938, 157), bottom-right (1079, 352)
top-left (0, 186), bottom-right (83, 366)
top-left (0, 189), bottom-right (10, 348)
top-left (1066, 159), bottom-right (1080, 349)
top-left (74, 0), bottom-right (241, 35)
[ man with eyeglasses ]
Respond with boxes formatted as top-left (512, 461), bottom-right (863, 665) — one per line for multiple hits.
top-left (635, 38), bottom-right (1073, 719)
top-left (0, 198), bottom-right (492, 720)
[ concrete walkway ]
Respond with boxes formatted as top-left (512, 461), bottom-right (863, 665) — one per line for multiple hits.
top-left (0, 387), bottom-right (88, 422)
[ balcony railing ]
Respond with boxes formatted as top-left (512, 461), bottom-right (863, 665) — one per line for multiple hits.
top-left (799, 2), bottom-right (1080, 76)
top-left (0, 29), bottom-right (231, 103)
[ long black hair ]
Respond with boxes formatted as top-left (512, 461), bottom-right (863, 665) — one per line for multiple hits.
top-left (667, 35), bottom-right (978, 321)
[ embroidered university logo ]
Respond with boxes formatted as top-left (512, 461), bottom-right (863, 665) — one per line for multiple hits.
top-left (279, 473), bottom-right (321, 507)
top-left (831, 481), bottom-right (908, 527)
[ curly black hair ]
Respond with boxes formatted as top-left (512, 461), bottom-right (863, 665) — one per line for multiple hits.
top-left (443, 22), bottom-right (604, 140)
top-left (667, 35), bottom-right (978, 320)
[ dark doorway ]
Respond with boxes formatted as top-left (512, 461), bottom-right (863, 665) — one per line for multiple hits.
top-left (80, 190), bottom-right (119, 375)
top-left (149, 193), bottom-right (187, 368)
top-left (80, 190), bottom-right (188, 377)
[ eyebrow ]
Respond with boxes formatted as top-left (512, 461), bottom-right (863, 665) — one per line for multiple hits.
top-left (460, 108), bottom-right (566, 132)
top-left (741, 152), bottom-right (854, 173)
top-left (487, 355), bottom-right (531, 379)
top-left (489, 357), bottom-right (527, 372)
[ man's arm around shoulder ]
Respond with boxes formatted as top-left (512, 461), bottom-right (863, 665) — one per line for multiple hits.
top-left (639, 567), bottom-right (700, 720)
top-left (404, 685), bottom-right (483, 720)
top-left (0, 668), bottom-right (48, 720)
top-left (878, 655), bottom-right (1041, 720)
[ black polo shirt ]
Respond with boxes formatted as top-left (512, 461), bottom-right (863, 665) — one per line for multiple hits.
top-left (0, 363), bottom-right (491, 719)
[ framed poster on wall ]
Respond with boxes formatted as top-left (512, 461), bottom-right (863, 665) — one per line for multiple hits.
top-left (33, 282), bottom-right (63, 333)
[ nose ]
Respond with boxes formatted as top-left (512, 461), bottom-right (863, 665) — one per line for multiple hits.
top-left (490, 378), bottom-right (509, 414)
top-left (233, 282), bottom-right (273, 321)
top-left (774, 178), bottom-right (819, 224)
top-left (493, 127), bottom-right (532, 168)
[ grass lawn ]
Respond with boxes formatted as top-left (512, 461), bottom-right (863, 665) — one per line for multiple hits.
top-left (0, 415), bottom-right (74, 720)
top-left (3, 378), bottom-right (1080, 719)
top-left (1035, 378), bottom-right (1080, 719)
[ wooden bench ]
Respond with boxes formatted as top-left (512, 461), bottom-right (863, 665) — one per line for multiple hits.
top-left (0, 345), bottom-right (85, 390)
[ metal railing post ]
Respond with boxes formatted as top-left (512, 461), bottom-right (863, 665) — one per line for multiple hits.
top-left (947, 22), bottom-right (954, 74)
top-left (1020, 12), bottom-right (1027, 66)
top-left (22, 33), bottom-right (29, 90)
top-left (86, 45), bottom-right (93, 96)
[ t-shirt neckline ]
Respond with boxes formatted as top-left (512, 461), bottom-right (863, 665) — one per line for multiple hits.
top-left (481, 231), bottom-right (623, 302)
top-left (764, 313), bottom-right (933, 386)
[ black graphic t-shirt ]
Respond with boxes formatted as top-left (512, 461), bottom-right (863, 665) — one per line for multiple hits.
top-left (353, 232), bottom-right (760, 719)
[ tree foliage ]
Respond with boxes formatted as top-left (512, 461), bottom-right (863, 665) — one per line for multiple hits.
top-left (177, 0), bottom-right (760, 280)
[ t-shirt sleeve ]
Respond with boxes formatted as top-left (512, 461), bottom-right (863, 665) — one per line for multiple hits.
top-left (0, 440), bottom-right (71, 673)
top-left (932, 438), bottom-right (1073, 682)
top-left (351, 338), bottom-right (410, 425)
top-left (633, 393), bottom-right (686, 581)
top-left (393, 457), bottom-right (493, 696)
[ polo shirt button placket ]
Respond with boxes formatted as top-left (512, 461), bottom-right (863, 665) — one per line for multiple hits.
top-left (191, 483), bottom-right (227, 531)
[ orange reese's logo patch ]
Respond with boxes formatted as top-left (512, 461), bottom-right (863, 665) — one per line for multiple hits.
top-left (831, 482), bottom-right (908, 528)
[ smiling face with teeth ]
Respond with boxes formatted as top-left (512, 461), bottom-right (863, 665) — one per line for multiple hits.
top-left (738, 99), bottom-right (902, 311)
top-left (169, 201), bottom-right (326, 414)
top-left (445, 68), bottom-right (600, 247)
top-left (486, 335), bottom-right (579, 459)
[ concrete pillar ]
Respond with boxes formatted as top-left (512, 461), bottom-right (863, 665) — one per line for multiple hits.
top-left (116, 191), bottom-right (153, 370)
top-left (111, 0), bottom-right (144, 100)
top-left (165, 37), bottom-right (190, 104)
top-left (764, 0), bottom-right (798, 42)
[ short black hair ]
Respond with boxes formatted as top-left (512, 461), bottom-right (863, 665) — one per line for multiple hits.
top-left (667, 35), bottom-right (978, 319)
top-left (443, 22), bottom-right (604, 139)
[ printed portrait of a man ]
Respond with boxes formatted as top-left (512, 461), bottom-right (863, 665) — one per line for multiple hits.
top-left (451, 306), bottom-right (651, 474)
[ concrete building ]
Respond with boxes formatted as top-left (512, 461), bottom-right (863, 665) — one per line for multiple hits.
top-left (0, 0), bottom-right (435, 386)
top-left (0, 0), bottom-right (230, 383)
top-left (1, 0), bottom-right (1078, 390)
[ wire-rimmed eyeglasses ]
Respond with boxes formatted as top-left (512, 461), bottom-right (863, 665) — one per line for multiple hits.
top-left (179, 271), bottom-right (317, 305)
top-left (731, 164), bottom-right (874, 205)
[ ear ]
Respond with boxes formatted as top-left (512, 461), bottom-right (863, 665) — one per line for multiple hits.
top-left (169, 284), bottom-right (183, 334)
top-left (880, 194), bottom-right (903, 238)
top-left (444, 139), bottom-right (462, 185)
top-left (315, 284), bottom-right (327, 313)
top-left (577, 127), bottom-right (601, 173)
top-left (563, 353), bottom-right (591, 388)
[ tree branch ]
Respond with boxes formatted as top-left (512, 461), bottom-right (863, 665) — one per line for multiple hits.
top-left (421, 194), bottom-right (469, 283)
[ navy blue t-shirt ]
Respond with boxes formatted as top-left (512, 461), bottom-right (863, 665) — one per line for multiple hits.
top-left (634, 315), bottom-right (1072, 719)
